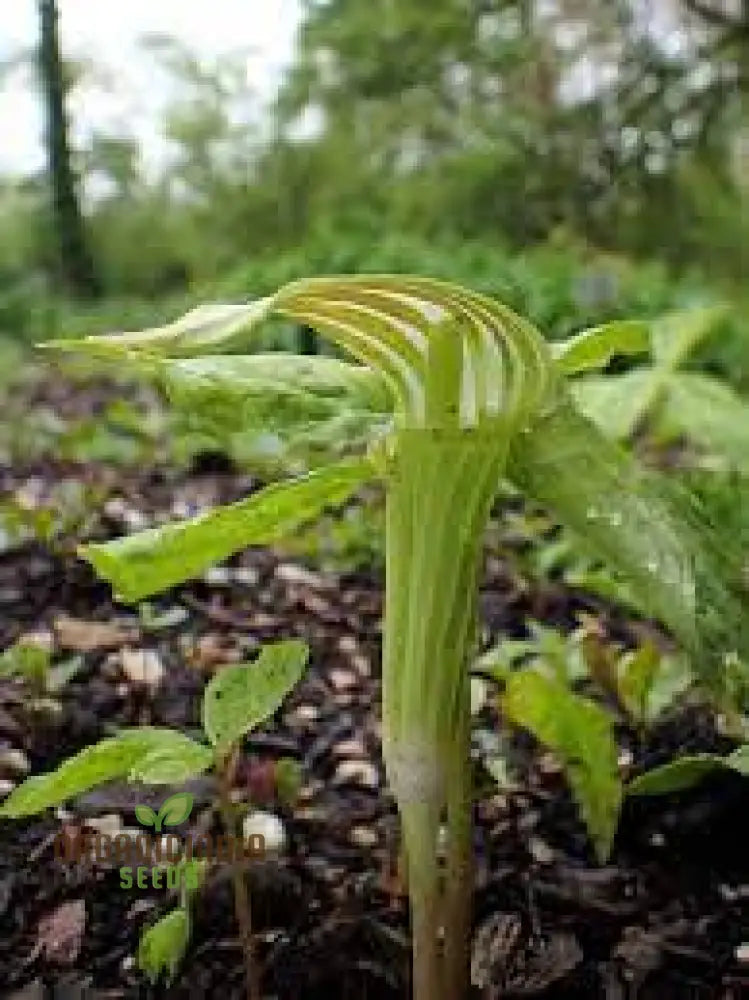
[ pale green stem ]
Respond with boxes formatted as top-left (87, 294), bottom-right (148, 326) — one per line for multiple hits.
top-left (382, 427), bottom-right (507, 1000)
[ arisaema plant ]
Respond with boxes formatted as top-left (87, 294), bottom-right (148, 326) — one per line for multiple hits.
top-left (34, 278), bottom-right (749, 1000)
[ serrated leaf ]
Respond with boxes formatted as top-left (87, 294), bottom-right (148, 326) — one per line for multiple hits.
top-left (157, 792), bottom-right (193, 829)
top-left (627, 754), bottom-right (725, 796)
top-left (0, 729), bottom-right (209, 818)
top-left (135, 804), bottom-right (158, 828)
top-left (137, 907), bottom-right (190, 983)
top-left (203, 640), bottom-right (308, 750)
top-left (503, 669), bottom-right (622, 862)
top-left (553, 320), bottom-right (650, 375)
top-left (80, 457), bottom-right (374, 603)
top-left (129, 743), bottom-right (212, 785)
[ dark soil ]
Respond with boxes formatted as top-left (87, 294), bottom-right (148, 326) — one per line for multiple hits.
top-left (1, 374), bottom-right (748, 999)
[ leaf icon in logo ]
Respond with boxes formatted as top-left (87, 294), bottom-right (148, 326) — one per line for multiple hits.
top-left (156, 792), bottom-right (193, 831)
top-left (135, 803), bottom-right (158, 829)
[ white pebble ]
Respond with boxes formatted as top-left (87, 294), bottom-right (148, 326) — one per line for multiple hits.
top-left (243, 810), bottom-right (287, 852)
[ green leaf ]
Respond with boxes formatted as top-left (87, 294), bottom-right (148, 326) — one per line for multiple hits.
top-left (135, 804), bottom-right (158, 828)
top-left (628, 744), bottom-right (749, 797)
top-left (627, 754), bottom-right (725, 796)
top-left (46, 298), bottom-right (274, 359)
top-left (510, 397), bottom-right (749, 691)
top-left (80, 456), bottom-right (374, 603)
top-left (553, 320), bottom-right (650, 375)
top-left (570, 368), bottom-right (658, 439)
top-left (660, 372), bottom-right (749, 470)
top-left (0, 729), bottom-right (209, 818)
top-left (129, 743), bottom-right (213, 784)
top-left (157, 792), bottom-right (194, 829)
top-left (0, 640), bottom-right (51, 685)
top-left (137, 907), bottom-right (190, 983)
top-left (616, 643), bottom-right (660, 725)
top-left (161, 353), bottom-right (393, 455)
top-left (203, 640), bottom-right (309, 750)
top-left (650, 305), bottom-right (725, 368)
top-left (503, 669), bottom-right (622, 862)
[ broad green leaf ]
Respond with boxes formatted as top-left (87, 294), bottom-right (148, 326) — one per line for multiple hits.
top-left (627, 754), bottom-right (725, 796)
top-left (160, 353), bottom-right (393, 454)
top-left (80, 456), bottom-right (374, 603)
top-left (0, 729), bottom-right (209, 818)
top-left (650, 305), bottom-right (726, 368)
top-left (130, 743), bottom-right (213, 784)
top-left (570, 368), bottom-right (658, 439)
top-left (137, 907), bottom-right (190, 983)
top-left (156, 792), bottom-right (193, 829)
top-left (203, 640), bottom-right (309, 750)
top-left (660, 372), bottom-right (749, 470)
top-left (510, 397), bottom-right (749, 692)
top-left (553, 320), bottom-right (650, 375)
top-left (503, 669), bottom-right (622, 862)
top-left (135, 804), bottom-right (158, 828)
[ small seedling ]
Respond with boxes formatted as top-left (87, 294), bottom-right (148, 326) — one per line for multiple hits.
top-left (1, 639), bottom-right (309, 999)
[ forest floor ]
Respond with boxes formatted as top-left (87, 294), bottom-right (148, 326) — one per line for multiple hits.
top-left (1, 371), bottom-right (748, 999)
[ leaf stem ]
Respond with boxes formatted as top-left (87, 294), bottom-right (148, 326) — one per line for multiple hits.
top-left (218, 746), bottom-right (258, 1000)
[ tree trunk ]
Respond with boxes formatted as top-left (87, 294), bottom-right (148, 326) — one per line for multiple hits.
top-left (37, 0), bottom-right (99, 298)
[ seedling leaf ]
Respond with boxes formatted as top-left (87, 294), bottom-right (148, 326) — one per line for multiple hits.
top-left (80, 457), bottom-right (374, 603)
top-left (203, 640), bottom-right (309, 750)
top-left (0, 729), bottom-right (209, 818)
top-left (503, 669), bottom-right (622, 862)
top-left (627, 754), bottom-right (725, 796)
top-left (137, 907), bottom-right (190, 983)
top-left (130, 743), bottom-right (212, 784)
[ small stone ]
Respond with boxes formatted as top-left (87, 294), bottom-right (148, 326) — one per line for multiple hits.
top-left (86, 814), bottom-right (122, 837)
top-left (332, 737), bottom-right (367, 759)
top-left (350, 825), bottom-right (378, 849)
top-left (243, 810), bottom-right (286, 852)
top-left (649, 831), bottom-right (666, 847)
top-left (528, 837), bottom-right (555, 865)
top-left (735, 943), bottom-right (749, 964)
top-left (120, 648), bottom-right (164, 689)
top-left (203, 566), bottom-right (232, 586)
top-left (0, 779), bottom-right (15, 798)
top-left (538, 752), bottom-right (563, 776)
top-left (286, 704), bottom-right (320, 729)
top-left (18, 630), bottom-right (54, 654)
top-left (233, 567), bottom-right (259, 586)
top-left (333, 760), bottom-right (379, 790)
top-left (470, 677), bottom-right (489, 715)
top-left (328, 668), bottom-right (358, 693)
top-left (0, 747), bottom-right (30, 777)
top-left (337, 636), bottom-right (358, 656)
top-left (618, 749), bottom-right (634, 769)
top-left (275, 563), bottom-right (327, 589)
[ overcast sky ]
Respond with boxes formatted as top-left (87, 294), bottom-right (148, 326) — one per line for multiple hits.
top-left (0, 0), bottom-right (300, 177)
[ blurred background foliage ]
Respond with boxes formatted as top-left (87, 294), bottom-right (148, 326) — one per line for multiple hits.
top-left (0, 0), bottom-right (748, 350)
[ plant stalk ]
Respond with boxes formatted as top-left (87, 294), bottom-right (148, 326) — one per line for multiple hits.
top-left (382, 427), bottom-right (507, 1000)
top-left (218, 746), bottom-right (259, 1000)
